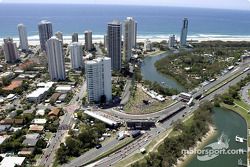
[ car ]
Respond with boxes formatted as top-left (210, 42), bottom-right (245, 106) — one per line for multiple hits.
top-left (95, 144), bottom-right (102, 149)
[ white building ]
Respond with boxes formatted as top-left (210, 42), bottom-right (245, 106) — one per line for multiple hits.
top-left (27, 82), bottom-right (54, 103)
top-left (168, 35), bottom-right (176, 48)
top-left (27, 87), bottom-right (50, 103)
top-left (0, 157), bottom-right (26, 167)
top-left (85, 57), bottom-right (112, 103)
top-left (180, 18), bottom-right (188, 46)
top-left (17, 24), bottom-right (29, 51)
top-left (3, 38), bottom-right (19, 63)
top-left (144, 39), bottom-right (152, 52)
top-left (55, 31), bottom-right (63, 44)
top-left (38, 20), bottom-right (53, 51)
top-left (84, 30), bottom-right (93, 51)
top-left (46, 36), bottom-right (66, 81)
top-left (70, 42), bottom-right (83, 70)
top-left (123, 17), bottom-right (137, 62)
top-left (107, 20), bottom-right (122, 71)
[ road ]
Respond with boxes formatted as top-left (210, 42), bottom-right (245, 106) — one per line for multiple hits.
top-left (63, 63), bottom-right (250, 167)
top-left (103, 63), bottom-right (250, 121)
top-left (91, 63), bottom-right (250, 166)
top-left (63, 137), bottom-right (120, 167)
top-left (39, 80), bottom-right (87, 167)
top-left (120, 78), bottom-right (132, 105)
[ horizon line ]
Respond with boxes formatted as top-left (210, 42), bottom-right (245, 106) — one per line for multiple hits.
top-left (1, 2), bottom-right (250, 11)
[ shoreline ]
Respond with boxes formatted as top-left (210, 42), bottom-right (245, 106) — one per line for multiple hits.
top-left (175, 124), bottom-right (217, 167)
top-left (2, 37), bottom-right (250, 45)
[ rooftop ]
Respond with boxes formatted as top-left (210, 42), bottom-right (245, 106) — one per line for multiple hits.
top-left (0, 157), bottom-right (25, 167)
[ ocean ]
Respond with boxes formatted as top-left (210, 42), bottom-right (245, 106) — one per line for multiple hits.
top-left (1, 4), bottom-right (250, 40)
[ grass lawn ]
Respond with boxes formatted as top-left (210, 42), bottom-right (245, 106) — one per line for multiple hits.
top-left (124, 86), bottom-right (175, 114)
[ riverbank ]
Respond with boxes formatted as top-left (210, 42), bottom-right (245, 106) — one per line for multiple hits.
top-left (175, 125), bottom-right (217, 167)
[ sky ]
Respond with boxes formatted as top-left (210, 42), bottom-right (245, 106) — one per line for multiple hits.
top-left (1, 0), bottom-right (250, 10)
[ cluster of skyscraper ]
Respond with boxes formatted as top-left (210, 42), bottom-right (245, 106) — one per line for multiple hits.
top-left (1, 17), bottom-right (188, 103)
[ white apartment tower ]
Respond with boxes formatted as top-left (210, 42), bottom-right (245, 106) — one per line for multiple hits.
top-left (17, 24), bottom-right (29, 51)
top-left (3, 37), bottom-right (19, 63)
top-left (85, 57), bottom-right (112, 103)
top-left (180, 18), bottom-right (188, 46)
top-left (123, 17), bottom-right (137, 62)
top-left (70, 42), bottom-right (83, 70)
top-left (144, 39), bottom-right (152, 52)
top-left (46, 37), bottom-right (66, 81)
top-left (107, 20), bottom-right (122, 71)
top-left (38, 20), bottom-right (53, 51)
top-left (55, 31), bottom-right (63, 44)
top-left (84, 30), bottom-right (93, 51)
top-left (168, 35), bottom-right (176, 48)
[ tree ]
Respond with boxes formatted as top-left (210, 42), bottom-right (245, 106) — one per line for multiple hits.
top-left (56, 144), bottom-right (68, 164)
top-left (65, 137), bottom-right (81, 156)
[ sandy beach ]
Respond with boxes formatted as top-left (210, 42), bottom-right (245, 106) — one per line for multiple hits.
top-left (175, 125), bottom-right (217, 167)
top-left (1, 36), bottom-right (250, 46)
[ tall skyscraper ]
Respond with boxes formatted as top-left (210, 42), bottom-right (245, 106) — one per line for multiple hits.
top-left (70, 42), bottom-right (83, 70)
top-left (168, 35), bottom-right (176, 48)
top-left (84, 30), bottom-right (93, 51)
top-left (123, 17), bottom-right (137, 62)
top-left (72, 32), bottom-right (79, 42)
top-left (3, 37), bottom-right (19, 63)
top-left (104, 34), bottom-right (108, 50)
top-left (107, 20), bottom-right (122, 71)
top-left (17, 24), bottom-right (29, 51)
top-left (180, 18), bottom-right (188, 46)
top-left (85, 57), bottom-right (112, 103)
top-left (55, 31), bottom-right (63, 44)
top-left (46, 37), bottom-right (66, 81)
top-left (38, 20), bottom-right (53, 51)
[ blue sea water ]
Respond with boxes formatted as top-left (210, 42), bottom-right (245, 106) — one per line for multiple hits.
top-left (0, 4), bottom-right (250, 39)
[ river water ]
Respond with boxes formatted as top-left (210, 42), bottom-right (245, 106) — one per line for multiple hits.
top-left (140, 53), bottom-right (186, 91)
top-left (141, 53), bottom-right (248, 167)
top-left (186, 107), bottom-right (247, 167)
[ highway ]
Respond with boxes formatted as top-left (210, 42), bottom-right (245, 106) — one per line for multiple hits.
top-left (39, 80), bottom-right (87, 167)
top-left (62, 63), bottom-right (250, 167)
top-left (90, 63), bottom-right (250, 166)
top-left (102, 63), bottom-right (250, 121)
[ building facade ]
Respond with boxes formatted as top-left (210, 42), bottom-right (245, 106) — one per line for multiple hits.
top-left (46, 37), bottom-right (66, 81)
top-left (107, 20), bottom-right (122, 71)
top-left (17, 24), bottom-right (29, 51)
top-left (168, 35), bottom-right (176, 48)
top-left (72, 32), bottom-right (79, 42)
top-left (70, 42), bottom-right (83, 70)
top-left (144, 39), bottom-right (152, 52)
top-left (55, 31), bottom-right (63, 44)
top-left (38, 20), bottom-right (53, 51)
top-left (180, 18), bottom-right (188, 46)
top-left (3, 38), bottom-right (19, 63)
top-left (85, 57), bottom-right (112, 103)
top-left (84, 30), bottom-right (93, 51)
top-left (123, 17), bottom-right (137, 62)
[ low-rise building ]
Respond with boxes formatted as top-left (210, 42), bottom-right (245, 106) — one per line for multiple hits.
top-left (27, 87), bottom-right (50, 103)
top-left (55, 85), bottom-right (72, 93)
top-left (0, 157), bottom-right (26, 167)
